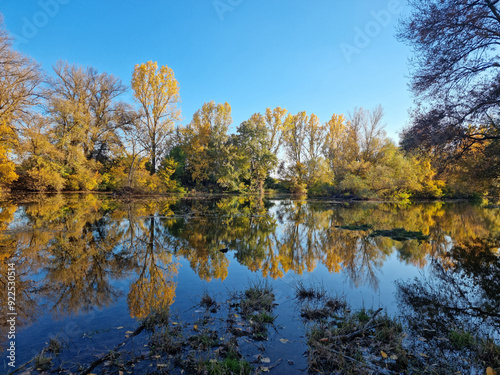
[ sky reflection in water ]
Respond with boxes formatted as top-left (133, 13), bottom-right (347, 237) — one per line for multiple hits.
top-left (0, 194), bottom-right (499, 366)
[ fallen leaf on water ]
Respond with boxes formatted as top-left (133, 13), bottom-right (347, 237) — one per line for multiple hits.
top-left (487, 367), bottom-right (497, 375)
top-left (116, 326), bottom-right (124, 330)
top-left (390, 354), bottom-right (398, 360)
top-left (172, 322), bottom-right (179, 325)
top-left (234, 314), bottom-right (240, 318)
top-left (261, 357), bottom-right (271, 363)
top-left (319, 338), bottom-right (328, 343)
top-left (381, 351), bottom-right (388, 359)
top-left (279, 338), bottom-right (289, 344)
top-left (419, 353), bottom-right (429, 358)
top-left (125, 331), bottom-right (134, 335)
top-left (261, 367), bottom-right (269, 372)
top-left (193, 325), bottom-right (198, 331)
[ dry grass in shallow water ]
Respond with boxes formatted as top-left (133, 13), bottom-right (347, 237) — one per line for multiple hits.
top-left (20, 282), bottom-right (500, 375)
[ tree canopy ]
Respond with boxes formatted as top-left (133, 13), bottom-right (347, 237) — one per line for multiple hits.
top-left (398, 0), bottom-right (500, 194)
top-left (0, 16), bottom-right (491, 199)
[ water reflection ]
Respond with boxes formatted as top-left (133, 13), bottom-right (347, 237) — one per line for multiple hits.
top-left (396, 235), bottom-right (500, 370)
top-left (0, 194), bottom-right (499, 343)
top-left (397, 235), bottom-right (500, 335)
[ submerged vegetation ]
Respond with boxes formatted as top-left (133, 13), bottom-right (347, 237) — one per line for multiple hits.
top-left (16, 280), bottom-right (500, 374)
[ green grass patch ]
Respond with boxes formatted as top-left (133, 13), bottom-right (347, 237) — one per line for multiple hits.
top-left (335, 223), bottom-right (373, 231)
top-left (206, 355), bottom-right (252, 375)
top-left (448, 329), bottom-right (476, 349)
top-left (369, 227), bottom-right (429, 241)
top-left (250, 312), bottom-right (276, 324)
top-left (240, 280), bottom-right (275, 315)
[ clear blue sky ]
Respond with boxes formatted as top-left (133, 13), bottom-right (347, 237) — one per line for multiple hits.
top-left (1, 0), bottom-right (412, 141)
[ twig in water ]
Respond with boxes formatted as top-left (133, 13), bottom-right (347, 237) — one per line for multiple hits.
top-left (79, 324), bottom-right (145, 375)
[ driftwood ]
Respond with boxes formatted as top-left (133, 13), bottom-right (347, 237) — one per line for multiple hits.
top-left (329, 308), bottom-right (384, 341)
top-left (314, 308), bottom-right (393, 374)
top-left (326, 347), bottom-right (395, 375)
top-left (79, 324), bottom-right (145, 375)
top-left (7, 357), bottom-right (35, 375)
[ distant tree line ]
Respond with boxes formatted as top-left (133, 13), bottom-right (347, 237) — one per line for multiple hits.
top-left (0, 16), bottom-right (495, 199)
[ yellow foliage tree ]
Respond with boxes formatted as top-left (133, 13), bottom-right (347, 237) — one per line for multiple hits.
top-left (0, 19), bottom-right (42, 188)
top-left (183, 101), bottom-right (233, 187)
top-left (0, 123), bottom-right (17, 186)
top-left (131, 61), bottom-right (180, 174)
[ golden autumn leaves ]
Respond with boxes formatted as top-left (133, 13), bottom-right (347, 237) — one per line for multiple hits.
top-left (0, 13), bottom-right (447, 198)
top-left (131, 61), bottom-right (181, 175)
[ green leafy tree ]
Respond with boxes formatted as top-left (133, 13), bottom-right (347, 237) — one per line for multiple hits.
top-left (236, 117), bottom-right (277, 193)
top-left (183, 101), bottom-right (233, 189)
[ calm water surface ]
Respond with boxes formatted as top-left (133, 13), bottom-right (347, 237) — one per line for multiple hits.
top-left (0, 194), bottom-right (499, 371)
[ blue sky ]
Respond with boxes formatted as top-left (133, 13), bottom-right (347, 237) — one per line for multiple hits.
top-left (1, 0), bottom-right (412, 141)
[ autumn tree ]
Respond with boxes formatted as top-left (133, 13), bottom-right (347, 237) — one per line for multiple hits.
top-left (0, 18), bottom-right (42, 187)
top-left (322, 106), bottom-right (386, 190)
top-left (38, 61), bottom-right (132, 190)
top-left (131, 61), bottom-right (180, 174)
top-left (236, 117), bottom-right (277, 193)
top-left (323, 113), bottom-right (348, 183)
top-left (281, 111), bottom-right (332, 192)
top-left (303, 113), bottom-right (330, 187)
top-left (183, 101), bottom-right (233, 188)
top-left (266, 107), bottom-right (288, 153)
top-left (398, 0), bottom-right (500, 190)
top-left (49, 61), bottom-right (130, 162)
top-left (17, 114), bottom-right (65, 191)
top-left (281, 111), bottom-right (308, 189)
top-left (50, 62), bottom-right (131, 161)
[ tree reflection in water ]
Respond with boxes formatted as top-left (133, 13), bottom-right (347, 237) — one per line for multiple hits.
top-left (0, 194), bottom-right (499, 351)
top-left (396, 236), bottom-right (500, 370)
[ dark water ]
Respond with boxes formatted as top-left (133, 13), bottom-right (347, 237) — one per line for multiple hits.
top-left (0, 194), bottom-right (499, 372)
